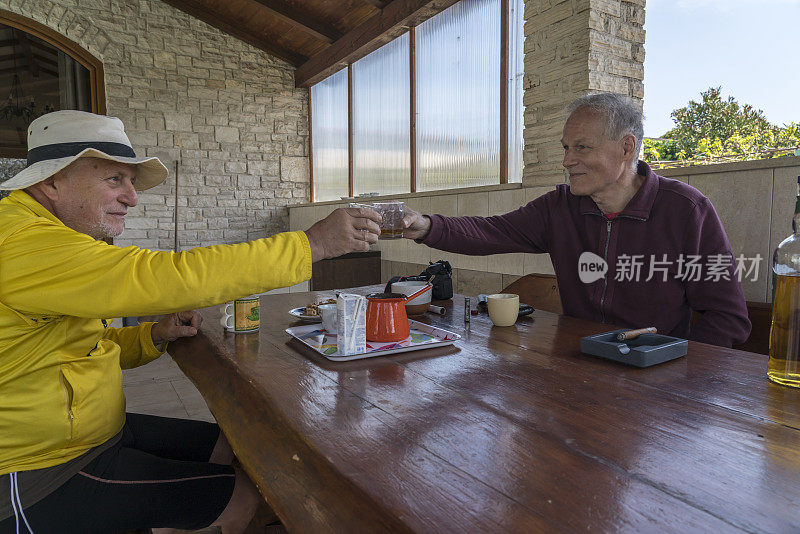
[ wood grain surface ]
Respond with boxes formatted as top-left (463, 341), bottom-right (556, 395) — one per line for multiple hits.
top-left (168, 287), bottom-right (800, 533)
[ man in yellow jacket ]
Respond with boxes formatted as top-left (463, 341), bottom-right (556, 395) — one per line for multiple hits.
top-left (0, 110), bottom-right (381, 533)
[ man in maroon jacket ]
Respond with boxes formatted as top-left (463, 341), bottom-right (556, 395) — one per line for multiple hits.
top-left (402, 92), bottom-right (751, 348)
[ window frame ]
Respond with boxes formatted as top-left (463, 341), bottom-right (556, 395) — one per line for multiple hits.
top-left (309, 0), bottom-right (511, 202)
top-left (0, 9), bottom-right (106, 158)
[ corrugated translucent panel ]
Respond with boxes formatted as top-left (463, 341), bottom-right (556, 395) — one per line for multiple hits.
top-left (416, 0), bottom-right (500, 192)
top-left (508, 0), bottom-right (524, 183)
top-left (352, 34), bottom-right (411, 196)
top-left (311, 68), bottom-right (349, 202)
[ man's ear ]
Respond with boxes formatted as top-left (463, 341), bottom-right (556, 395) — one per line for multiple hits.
top-left (621, 134), bottom-right (637, 162)
top-left (35, 175), bottom-right (60, 201)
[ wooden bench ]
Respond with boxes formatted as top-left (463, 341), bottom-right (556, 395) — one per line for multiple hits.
top-left (733, 302), bottom-right (771, 355)
top-left (501, 273), bottom-right (562, 315)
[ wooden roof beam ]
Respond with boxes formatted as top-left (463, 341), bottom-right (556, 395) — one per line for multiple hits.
top-left (294, 0), bottom-right (459, 88)
top-left (248, 0), bottom-right (342, 44)
top-left (13, 29), bottom-right (39, 77)
top-left (0, 65), bottom-right (57, 77)
top-left (362, 0), bottom-right (390, 9)
top-left (31, 52), bottom-right (57, 67)
top-left (0, 52), bottom-right (56, 68)
top-left (0, 74), bottom-right (60, 89)
top-left (160, 0), bottom-right (307, 66)
top-left (28, 39), bottom-right (59, 56)
top-left (0, 38), bottom-right (61, 58)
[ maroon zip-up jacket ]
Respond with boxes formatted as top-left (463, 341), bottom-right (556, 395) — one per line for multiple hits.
top-left (422, 161), bottom-right (751, 347)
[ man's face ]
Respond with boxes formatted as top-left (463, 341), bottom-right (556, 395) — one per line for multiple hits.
top-left (561, 109), bottom-right (631, 198)
top-left (51, 158), bottom-right (138, 239)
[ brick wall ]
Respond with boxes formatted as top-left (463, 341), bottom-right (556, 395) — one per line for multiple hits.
top-left (523, 0), bottom-right (645, 186)
top-left (0, 0), bottom-right (309, 250)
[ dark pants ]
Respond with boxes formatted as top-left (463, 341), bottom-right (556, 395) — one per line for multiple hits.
top-left (1, 413), bottom-right (235, 534)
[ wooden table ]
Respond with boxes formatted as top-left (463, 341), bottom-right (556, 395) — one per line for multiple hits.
top-left (168, 288), bottom-right (800, 533)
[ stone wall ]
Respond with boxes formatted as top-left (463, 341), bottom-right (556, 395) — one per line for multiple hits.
top-left (523, 0), bottom-right (645, 186)
top-left (0, 158), bottom-right (25, 199)
top-left (0, 0), bottom-right (309, 250)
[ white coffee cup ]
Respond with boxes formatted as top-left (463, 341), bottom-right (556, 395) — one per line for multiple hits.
top-left (318, 303), bottom-right (338, 333)
top-left (486, 293), bottom-right (519, 327)
top-left (220, 295), bottom-right (260, 333)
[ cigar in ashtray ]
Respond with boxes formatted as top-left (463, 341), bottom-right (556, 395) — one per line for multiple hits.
top-left (428, 304), bottom-right (445, 315)
top-left (616, 326), bottom-right (657, 341)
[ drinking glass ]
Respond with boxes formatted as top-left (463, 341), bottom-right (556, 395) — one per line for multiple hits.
top-left (372, 201), bottom-right (404, 240)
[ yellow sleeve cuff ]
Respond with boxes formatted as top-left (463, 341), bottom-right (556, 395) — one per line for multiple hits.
top-left (298, 230), bottom-right (313, 281)
top-left (139, 322), bottom-right (165, 360)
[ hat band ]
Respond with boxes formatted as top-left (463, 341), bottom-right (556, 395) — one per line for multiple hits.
top-left (27, 141), bottom-right (137, 167)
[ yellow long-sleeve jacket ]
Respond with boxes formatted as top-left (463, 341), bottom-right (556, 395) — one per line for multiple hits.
top-left (0, 190), bottom-right (312, 475)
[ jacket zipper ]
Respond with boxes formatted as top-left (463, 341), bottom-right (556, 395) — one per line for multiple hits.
top-left (600, 219), bottom-right (612, 323)
top-left (594, 214), bottom-right (647, 323)
top-left (59, 370), bottom-right (74, 442)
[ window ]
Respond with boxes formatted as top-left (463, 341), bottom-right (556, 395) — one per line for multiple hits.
top-left (352, 34), bottom-right (410, 197)
top-left (508, 0), bottom-right (524, 185)
top-left (309, 0), bottom-right (524, 201)
top-left (310, 68), bottom-right (348, 202)
top-left (0, 11), bottom-right (105, 193)
top-left (416, 0), bottom-right (499, 191)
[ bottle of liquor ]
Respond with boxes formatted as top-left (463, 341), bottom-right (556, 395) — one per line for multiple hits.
top-left (768, 175), bottom-right (800, 387)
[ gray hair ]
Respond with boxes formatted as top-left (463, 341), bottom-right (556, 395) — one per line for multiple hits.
top-left (565, 92), bottom-right (644, 170)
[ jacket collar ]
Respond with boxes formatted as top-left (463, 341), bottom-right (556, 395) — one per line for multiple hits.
top-left (5, 189), bottom-right (65, 226)
top-left (579, 161), bottom-right (659, 220)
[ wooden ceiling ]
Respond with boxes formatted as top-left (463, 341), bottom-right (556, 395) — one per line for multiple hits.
top-left (160, 0), bottom-right (460, 88)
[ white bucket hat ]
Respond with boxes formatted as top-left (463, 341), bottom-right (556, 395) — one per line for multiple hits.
top-left (2, 110), bottom-right (168, 191)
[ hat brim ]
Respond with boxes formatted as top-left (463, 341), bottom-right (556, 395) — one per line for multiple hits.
top-left (1, 148), bottom-right (168, 191)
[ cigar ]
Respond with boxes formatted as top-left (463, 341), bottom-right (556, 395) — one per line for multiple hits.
top-left (428, 304), bottom-right (445, 315)
top-left (616, 327), bottom-right (657, 341)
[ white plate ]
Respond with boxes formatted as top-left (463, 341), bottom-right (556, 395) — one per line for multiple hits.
top-left (288, 307), bottom-right (322, 323)
top-left (285, 319), bottom-right (461, 361)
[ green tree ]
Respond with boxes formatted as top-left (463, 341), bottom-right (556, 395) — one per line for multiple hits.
top-left (665, 86), bottom-right (772, 158)
top-left (643, 137), bottom-right (684, 162)
top-left (646, 87), bottom-right (800, 167)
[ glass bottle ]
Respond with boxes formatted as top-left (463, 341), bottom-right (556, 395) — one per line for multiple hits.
top-left (768, 175), bottom-right (800, 387)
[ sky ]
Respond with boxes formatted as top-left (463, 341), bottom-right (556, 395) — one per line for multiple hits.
top-left (642, 0), bottom-right (800, 137)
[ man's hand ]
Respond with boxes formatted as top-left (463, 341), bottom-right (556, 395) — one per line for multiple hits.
top-left (305, 207), bottom-right (382, 262)
top-left (151, 310), bottom-right (203, 346)
top-left (402, 208), bottom-right (432, 240)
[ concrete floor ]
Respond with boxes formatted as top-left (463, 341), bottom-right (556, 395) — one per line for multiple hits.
top-left (122, 354), bottom-right (215, 422)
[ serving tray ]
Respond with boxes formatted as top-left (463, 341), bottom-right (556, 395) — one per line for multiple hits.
top-left (285, 319), bottom-right (461, 361)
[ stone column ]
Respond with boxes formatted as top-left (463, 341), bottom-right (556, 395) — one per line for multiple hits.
top-left (523, 0), bottom-right (646, 186)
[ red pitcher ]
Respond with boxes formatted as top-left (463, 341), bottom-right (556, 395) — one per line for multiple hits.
top-left (365, 284), bottom-right (431, 342)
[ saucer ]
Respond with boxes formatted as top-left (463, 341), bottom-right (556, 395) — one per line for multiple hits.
top-left (289, 307), bottom-right (322, 323)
